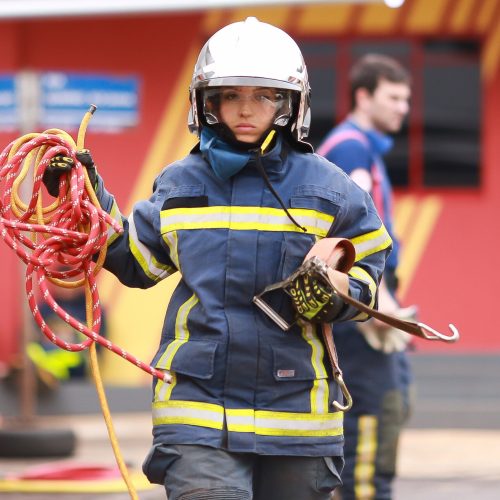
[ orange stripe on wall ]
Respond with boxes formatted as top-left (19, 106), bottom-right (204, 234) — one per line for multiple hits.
top-left (397, 196), bottom-right (442, 301)
top-left (100, 40), bottom-right (199, 384)
top-left (482, 7), bottom-right (500, 81)
top-left (297, 4), bottom-right (354, 34)
top-left (394, 195), bottom-right (418, 242)
top-left (406, 0), bottom-right (451, 33)
top-left (201, 7), bottom-right (292, 36)
top-left (475, 0), bottom-right (499, 33)
top-left (228, 6), bottom-right (290, 27)
top-left (356, 3), bottom-right (400, 33)
top-left (448, 0), bottom-right (476, 33)
top-left (201, 9), bottom-right (227, 35)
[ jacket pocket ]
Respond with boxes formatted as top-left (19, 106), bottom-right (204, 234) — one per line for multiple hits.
top-left (290, 184), bottom-right (343, 219)
top-left (280, 233), bottom-right (315, 280)
top-left (154, 339), bottom-right (218, 380)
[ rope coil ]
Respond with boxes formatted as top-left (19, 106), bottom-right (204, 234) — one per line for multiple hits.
top-left (0, 117), bottom-right (171, 383)
top-left (0, 107), bottom-right (168, 499)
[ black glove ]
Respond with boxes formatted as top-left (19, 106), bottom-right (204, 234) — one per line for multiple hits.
top-left (290, 273), bottom-right (344, 323)
top-left (76, 149), bottom-right (98, 190)
top-left (42, 149), bottom-right (97, 197)
top-left (42, 155), bottom-right (74, 197)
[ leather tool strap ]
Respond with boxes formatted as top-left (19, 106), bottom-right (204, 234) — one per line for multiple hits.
top-left (323, 266), bottom-right (458, 342)
top-left (320, 322), bottom-right (352, 411)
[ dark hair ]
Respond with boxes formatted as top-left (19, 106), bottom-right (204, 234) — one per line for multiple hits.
top-left (349, 54), bottom-right (411, 110)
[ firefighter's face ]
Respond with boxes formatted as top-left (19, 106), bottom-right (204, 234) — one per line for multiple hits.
top-left (218, 86), bottom-right (278, 143)
top-left (365, 79), bottom-right (411, 133)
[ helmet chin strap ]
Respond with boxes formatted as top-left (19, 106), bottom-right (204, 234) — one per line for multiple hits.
top-left (208, 123), bottom-right (276, 152)
top-left (252, 130), bottom-right (307, 232)
top-left (201, 125), bottom-right (306, 231)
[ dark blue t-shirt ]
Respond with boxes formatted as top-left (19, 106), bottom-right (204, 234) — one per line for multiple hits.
top-left (318, 120), bottom-right (399, 273)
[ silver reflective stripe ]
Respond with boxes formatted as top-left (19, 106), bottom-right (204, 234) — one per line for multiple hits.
top-left (160, 206), bottom-right (333, 237)
top-left (162, 230), bottom-right (180, 270)
top-left (129, 212), bottom-right (174, 282)
top-left (226, 408), bottom-right (343, 436)
top-left (153, 401), bottom-right (224, 430)
top-left (352, 225), bottom-right (392, 261)
top-left (152, 400), bottom-right (343, 436)
top-left (301, 323), bottom-right (329, 414)
top-left (349, 265), bottom-right (377, 320)
top-left (156, 294), bottom-right (198, 370)
top-left (106, 200), bottom-right (123, 246)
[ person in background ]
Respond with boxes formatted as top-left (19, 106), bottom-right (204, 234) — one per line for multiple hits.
top-left (318, 53), bottom-right (413, 500)
top-left (27, 280), bottom-right (108, 386)
top-left (43, 20), bottom-right (392, 499)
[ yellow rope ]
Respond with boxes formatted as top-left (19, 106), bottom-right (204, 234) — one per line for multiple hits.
top-left (9, 105), bottom-right (140, 499)
top-left (76, 106), bottom-right (139, 500)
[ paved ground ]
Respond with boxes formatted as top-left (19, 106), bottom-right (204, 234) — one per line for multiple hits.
top-left (1, 413), bottom-right (499, 499)
top-left (1, 354), bottom-right (500, 498)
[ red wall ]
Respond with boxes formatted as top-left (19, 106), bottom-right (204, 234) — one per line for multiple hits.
top-left (1, 9), bottom-right (499, 365)
top-left (403, 68), bottom-right (500, 353)
top-left (0, 13), bottom-right (204, 364)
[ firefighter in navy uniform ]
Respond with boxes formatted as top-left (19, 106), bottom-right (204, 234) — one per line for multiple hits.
top-left (318, 54), bottom-right (413, 500)
top-left (44, 19), bottom-right (392, 500)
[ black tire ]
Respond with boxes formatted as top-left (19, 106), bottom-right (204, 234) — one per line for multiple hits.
top-left (0, 427), bottom-right (76, 458)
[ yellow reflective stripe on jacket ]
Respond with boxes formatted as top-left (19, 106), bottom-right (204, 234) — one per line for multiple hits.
top-left (154, 295), bottom-right (198, 402)
top-left (153, 400), bottom-right (224, 430)
top-left (226, 408), bottom-right (343, 437)
top-left (349, 265), bottom-right (377, 320)
top-left (152, 400), bottom-right (343, 437)
top-left (129, 212), bottom-right (175, 282)
top-left (351, 224), bottom-right (392, 261)
top-left (160, 206), bottom-right (334, 237)
top-left (155, 372), bottom-right (176, 404)
top-left (301, 323), bottom-right (329, 414)
top-left (106, 200), bottom-right (123, 246)
top-left (162, 230), bottom-right (180, 270)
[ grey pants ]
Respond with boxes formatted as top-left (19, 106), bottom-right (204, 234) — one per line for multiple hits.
top-left (143, 443), bottom-right (343, 500)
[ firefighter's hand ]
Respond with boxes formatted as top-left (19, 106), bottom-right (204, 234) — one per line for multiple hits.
top-left (290, 274), bottom-right (344, 323)
top-left (76, 149), bottom-right (98, 190)
top-left (359, 305), bottom-right (417, 353)
top-left (360, 323), bottom-right (412, 353)
top-left (43, 149), bottom-right (97, 197)
top-left (43, 155), bottom-right (75, 197)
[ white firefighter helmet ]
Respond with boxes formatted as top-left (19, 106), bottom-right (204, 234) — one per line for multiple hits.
top-left (188, 17), bottom-right (311, 141)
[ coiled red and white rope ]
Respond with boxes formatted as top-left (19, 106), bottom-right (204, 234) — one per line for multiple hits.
top-left (0, 128), bottom-right (171, 383)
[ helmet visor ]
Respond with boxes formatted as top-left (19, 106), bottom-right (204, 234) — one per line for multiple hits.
top-left (202, 87), bottom-right (293, 128)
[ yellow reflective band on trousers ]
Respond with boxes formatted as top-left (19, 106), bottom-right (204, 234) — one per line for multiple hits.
top-left (160, 206), bottom-right (334, 237)
top-left (351, 225), bottom-right (392, 261)
top-left (354, 415), bottom-right (378, 499)
top-left (129, 212), bottom-right (175, 282)
top-left (152, 400), bottom-right (343, 437)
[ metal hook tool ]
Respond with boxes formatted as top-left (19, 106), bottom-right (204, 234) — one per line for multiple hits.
top-left (417, 322), bottom-right (460, 342)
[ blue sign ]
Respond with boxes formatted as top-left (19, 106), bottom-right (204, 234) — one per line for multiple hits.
top-left (0, 75), bottom-right (18, 131)
top-left (39, 72), bottom-right (140, 131)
